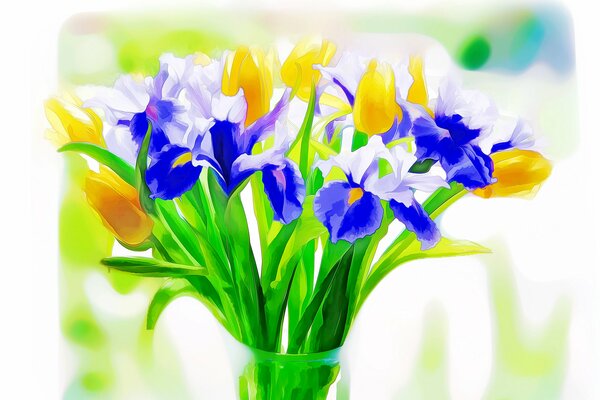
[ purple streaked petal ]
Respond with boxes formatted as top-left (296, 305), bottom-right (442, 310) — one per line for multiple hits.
top-left (440, 142), bottom-right (494, 190)
top-left (314, 181), bottom-right (383, 243)
top-left (262, 160), bottom-right (305, 224)
top-left (242, 88), bottom-right (291, 153)
top-left (146, 144), bottom-right (202, 200)
top-left (390, 198), bottom-right (440, 250)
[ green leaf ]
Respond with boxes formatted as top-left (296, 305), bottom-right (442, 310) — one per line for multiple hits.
top-left (289, 82), bottom-right (317, 179)
top-left (409, 158), bottom-right (436, 174)
top-left (288, 246), bottom-right (354, 353)
top-left (101, 256), bottom-right (207, 277)
top-left (351, 130), bottom-right (369, 151)
top-left (146, 279), bottom-right (200, 329)
top-left (310, 138), bottom-right (337, 160)
top-left (58, 142), bottom-right (135, 186)
top-left (135, 123), bottom-right (155, 213)
top-left (154, 200), bottom-right (205, 266)
top-left (146, 278), bottom-right (228, 332)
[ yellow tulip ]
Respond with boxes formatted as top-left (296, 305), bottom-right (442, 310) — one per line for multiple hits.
top-left (45, 95), bottom-right (104, 147)
top-left (353, 59), bottom-right (401, 136)
top-left (84, 167), bottom-right (154, 246)
top-left (407, 56), bottom-right (433, 116)
top-left (222, 46), bottom-right (276, 126)
top-left (473, 149), bottom-right (552, 199)
top-left (281, 37), bottom-right (336, 101)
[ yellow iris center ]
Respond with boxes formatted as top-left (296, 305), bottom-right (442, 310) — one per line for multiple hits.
top-left (348, 187), bottom-right (364, 206)
top-left (172, 152), bottom-right (192, 168)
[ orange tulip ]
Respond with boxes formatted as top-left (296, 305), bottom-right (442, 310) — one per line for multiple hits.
top-left (474, 149), bottom-right (552, 198)
top-left (84, 167), bottom-right (154, 246)
top-left (222, 46), bottom-right (276, 126)
top-left (281, 37), bottom-right (336, 101)
top-left (45, 95), bottom-right (104, 146)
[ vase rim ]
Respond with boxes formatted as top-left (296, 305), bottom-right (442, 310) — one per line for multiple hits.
top-left (247, 345), bottom-right (342, 364)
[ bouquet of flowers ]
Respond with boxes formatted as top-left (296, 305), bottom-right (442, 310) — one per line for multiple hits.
top-left (46, 37), bottom-right (552, 399)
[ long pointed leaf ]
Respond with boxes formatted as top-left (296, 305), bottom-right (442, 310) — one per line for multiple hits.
top-left (101, 256), bottom-right (207, 276)
top-left (58, 142), bottom-right (135, 186)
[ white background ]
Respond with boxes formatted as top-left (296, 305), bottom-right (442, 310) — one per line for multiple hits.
top-left (1, 0), bottom-right (600, 398)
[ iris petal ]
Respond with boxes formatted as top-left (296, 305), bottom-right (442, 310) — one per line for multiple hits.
top-left (314, 181), bottom-right (383, 243)
top-left (261, 160), bottom-right (305, 224)
top-left (390, 198), bottom-right (440, 250)
top-left (146, 145), bottom-right (202, 200)
top-left (440, 142), bottom-right (494, 190)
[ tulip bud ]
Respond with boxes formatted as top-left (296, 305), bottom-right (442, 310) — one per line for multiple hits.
top-left (222, 46), bottom-right (276, 126)
top-left (353, 60), bottom-right (401, 136)
top-left (281, 37), bottom-right (336, 101)
top-left (45, 95), bottom-right (104, 146)
top-left (84, 167), bottom-right (154, 246)
top-left (473, 149), bottom-right (552, 198)
top-left (407, 56), bottom-right (433, 116)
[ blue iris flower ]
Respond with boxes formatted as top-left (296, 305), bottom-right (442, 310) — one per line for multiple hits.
top-left (409, 80), bottom-right (499, 190)
top-left (314, 136), bottom-right (447, 249)
top-left (144, 56), bottom-right (305, 224)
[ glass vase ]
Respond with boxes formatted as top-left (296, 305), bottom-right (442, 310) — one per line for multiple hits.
top-left (225, 336), bottom-right (344, 400)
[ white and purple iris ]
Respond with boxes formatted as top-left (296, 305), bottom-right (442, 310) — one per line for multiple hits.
top-left (409, 79), bottom-right (499, 190)
top-left (84, 54), bottom-right (192, 166)
top-left (86, 54), bottom-right (305, 224)
top-left (314, 136), bottom-right (448, 249)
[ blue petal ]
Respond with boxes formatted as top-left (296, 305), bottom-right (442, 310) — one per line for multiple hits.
top-left (314, 182), bottom-right (383, 243)
top-left (390, 199), bottom-right (440, 250)
top-left (146, 145), bottom-right (202, 200)
top-left (440, 142), bottom-right (494, 190)
top-left (262, 160), bottom-right (305, 224)
top-left (333, 77), bottom-right (355, 105)
top-left (435, 114), bottom-right (481, 146)
top-left (412, 116), bottom-right (443, 160)
top-left (209, 120), bottom-right (242, 188)
top-left (130, 112), bottom-right (149, 146)
top-left (490, 140), bottom-right (513, 153)
top-left (242, 90), bottom-right (290, 153)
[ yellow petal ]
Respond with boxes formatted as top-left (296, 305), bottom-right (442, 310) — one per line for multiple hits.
top-left (222, 46), bottom-right (275, 126)
top-left (353, 59), bottom-right (401, 136)
top-left (45, 96), bottom-right (104, 147)
top-left (473, 149), bottom-right (552, 199)
top-left (407, 55), bottom-right (433, 116)
top-left (281, 37), bottom-right (336, 101)
top-left (84, 167), bottom-right (154, 246)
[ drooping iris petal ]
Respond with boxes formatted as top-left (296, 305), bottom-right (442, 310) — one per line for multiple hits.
top-left (314, 181), bottom-right (383, 243)
top-left (261, 160), bottom-right (305, 224)
top-left (241, 89), bottom-right (290, 153)
top-left (439, 139), bottom-right (494, 190)
top-left (146, 145), bottom-right (202, 200)
top-left (208, 119), bottom-right (241, 188)
top-left (411, 116), bottom-right (445, 160)
top-left (390, 198), bottom-right (440, 250)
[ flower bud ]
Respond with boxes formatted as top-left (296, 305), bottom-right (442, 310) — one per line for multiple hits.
top-left (281, 37), bottom-right (336, 101)
top-left (353, 60), bottom-right (401, 136)
top-left (473, 149), bottom-right (552, 198)
top-left (45, 95), bottom-right (104, 146)
top-left (222, 46), bottom-right (276, 126)
top-left (84, 167), bottom-right (154, 246)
